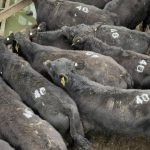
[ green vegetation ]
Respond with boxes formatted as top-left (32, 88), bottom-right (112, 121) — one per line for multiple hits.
top-left (3, 0), bottom-right (36, 36)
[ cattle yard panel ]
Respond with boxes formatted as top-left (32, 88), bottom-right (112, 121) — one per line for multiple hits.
top-left (0, 0), bottom-right (32, 22)
top-left (0, 0), bottom-right (11, 36)
top-left (0, 0), bottom-right (32, 36)
top-left (0, 0), bottom-right (36, 36)
top-left (0, 0), bottom-right (5, 35)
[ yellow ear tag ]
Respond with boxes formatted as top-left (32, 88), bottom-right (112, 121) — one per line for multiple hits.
top-left (61, 76), bottom-right (65, 87)
top-left (15, 43), bottom-right (19, 53)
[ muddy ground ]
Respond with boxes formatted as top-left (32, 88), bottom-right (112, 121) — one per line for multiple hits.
top-left (77, 133), bottom-right (150, 150)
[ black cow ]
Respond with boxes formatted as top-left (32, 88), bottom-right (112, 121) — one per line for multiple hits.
top-left (104, 0), bottom-right (150, 29)
top-left (29, 27), bottom-right (73, 50)
top-left (10, 32), bottom-right (133, 89)
top-left (71, 35), bottom-right (150, 89)
top-left (63, 0), bottom-right (112, 8)
top-left (0, 36), bottom-right (89, 150)
top-left (62, 23), bottom-right (150, 54)
top-left (32, 0), bottom-right (119, 30)
top-left (0, 140), bottom-right (14, 150)
top-left (45, 57), bottom-right (150, 138)
top-left (0, 77), bottom-right (67, 150)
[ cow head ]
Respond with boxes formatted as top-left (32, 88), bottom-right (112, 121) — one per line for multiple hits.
top-left (29, 22), bottom-right (47, 39)
top-left (4, 33), bottom-right (20, 54)
top-left (62, 24), bottom-right (92, 42)
top-left (4, 33), bottom-right (20, 55)
top-left (9, 32), bottom-right (31, 57)
top-left (4, 33), bottom-right (15, 45)
top-left (37, 22), bottom-right (47, 32)
top-left (29, 28), bottom-right (38, 40)
top-left (43, 58), bottom-right (79, 87)
top-left (72, 35), bottom-right (87, 49)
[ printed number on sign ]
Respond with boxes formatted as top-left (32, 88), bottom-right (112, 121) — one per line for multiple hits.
top-left (136, 94), bottom-right (150, 104)
top-left (86, 52), bottom-right (99, 58)
top-left (76, 6), bottom-right (89, 13)
top-left (34, 87), bottom-right (46, 99)
top-left (110, 29), bottom-right (119, 39)
top-left (136, 60), bottom-right (147, 73)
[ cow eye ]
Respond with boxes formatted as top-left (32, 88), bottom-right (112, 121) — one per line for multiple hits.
top-left (15, 43), bottom-right (20, 53)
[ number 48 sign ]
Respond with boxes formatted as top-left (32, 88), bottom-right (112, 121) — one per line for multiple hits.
top-left (136, 94), bottom-right (150, 104)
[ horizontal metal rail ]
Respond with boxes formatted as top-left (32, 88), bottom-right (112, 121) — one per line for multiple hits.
top-left (0, 0), bottom-right (10, 36)
top-left (0, 0), bottom-right (32, 22)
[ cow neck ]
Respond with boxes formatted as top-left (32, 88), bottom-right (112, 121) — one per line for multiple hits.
top-left (84, 37), bottom-right (125, 62)
top-left (64, 71), bottom-right (101, 98)
top-left (18, 39), bottom-right (39, 63)
top-left (0, 42), bottom-right (11, 71)
top-left (0, 41), bottom-right (8, 53)
top-left (36, 29), bottom-right (62, 41)
top-left (0, 46), bottom-right (16, 77)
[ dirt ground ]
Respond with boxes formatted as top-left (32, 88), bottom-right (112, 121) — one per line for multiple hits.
top-left (90, 133), bottom-right (150, 150)
top-left (69, 132), bottom-right (150, 150)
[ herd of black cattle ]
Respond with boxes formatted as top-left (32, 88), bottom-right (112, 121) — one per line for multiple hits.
top-left (1, 0), bottom-right (150, 149)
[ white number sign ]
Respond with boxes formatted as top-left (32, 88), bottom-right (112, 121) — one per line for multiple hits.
top-left (76, 6), bottom-right (89, 13)
top-left (136, 60), bottom-right (147, 73)
top-left (136, 94), bottom-right (150, 104)
top-left (34, 87), bottom-right (46, 99)
top-left (110, 28), bottom-right (119, 39)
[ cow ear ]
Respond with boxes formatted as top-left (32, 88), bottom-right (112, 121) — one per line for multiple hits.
top-left (43, 60), bottom-right (52, 69)
top-left (59, 74), bottom-right (68, 87)
top-left (12, 41), bottom-right (20, 53)
top-left (15, 43), bottom-right (20, 53)
top-left (74, 62), bottom-right (85, 70)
